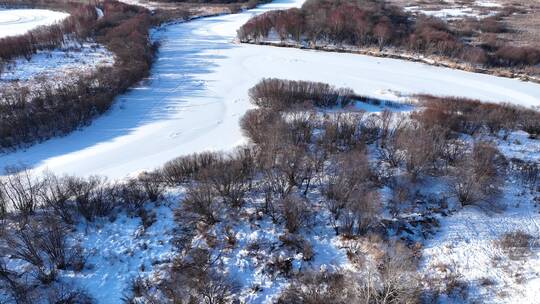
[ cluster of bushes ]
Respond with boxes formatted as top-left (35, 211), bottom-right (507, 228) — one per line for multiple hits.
top-left (237, 0), bottom-right (540, 68)
top-left (279, 242), bottom-right (419, 304)
top-left (124, 79), bottom-right (424, 302)
top-left (2, 78), bottom-right (538, 302)
top-left (0, 167), bottom-right (164, 303)
top-left (249, 78), bottom-right (354, 110)
top-left (0, 0), bottom-right (157, 151)
top-left (414, 95), bottom-right (540, 138)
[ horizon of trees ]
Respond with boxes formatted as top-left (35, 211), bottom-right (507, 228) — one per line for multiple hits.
top-left (237, 0), bottom-right (540, 68)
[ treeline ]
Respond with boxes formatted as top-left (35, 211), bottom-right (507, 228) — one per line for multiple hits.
top-left (237, 0), bottom-right (540, 68)
top-left (0, 0), bottom-right (157, 151)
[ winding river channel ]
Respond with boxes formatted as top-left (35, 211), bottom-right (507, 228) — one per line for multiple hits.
top-left (0, 0), bottom-right (539, 178)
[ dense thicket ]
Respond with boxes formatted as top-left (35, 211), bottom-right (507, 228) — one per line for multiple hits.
top-left (238, 0), bottom-right (540, 68)
top-left (0, 0), bottom-right (156, 151)
top-left (248, 78), bottom-right (354, 110)
top-left (415, 95), bottom-right (540, 138)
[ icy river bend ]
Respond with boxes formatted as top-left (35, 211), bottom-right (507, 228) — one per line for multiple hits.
top-left (0, 0), bottom-right (539, 178)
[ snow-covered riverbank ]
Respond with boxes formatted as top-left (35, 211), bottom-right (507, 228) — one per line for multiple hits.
top-left (0, 0), bottom-right (538, 179)
top-left (0, 8), bottom-right (68, 38)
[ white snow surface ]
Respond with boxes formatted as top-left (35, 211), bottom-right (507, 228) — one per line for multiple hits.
top-left (65, 203), bottom-right (176, 304)
top-left (0, 8), bottom-right (68, 38)
top-left (0, 41), bottom-right (113, 83)
top-left (420, 131), bottom-right (540, 303)
top-left (0, 0), bottom-right (539, 179)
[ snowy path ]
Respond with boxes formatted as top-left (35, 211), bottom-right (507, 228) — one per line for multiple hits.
top-left (0, 9), bottom-right (68, 38)
top-left (0, 0), bottom-right (539, 179)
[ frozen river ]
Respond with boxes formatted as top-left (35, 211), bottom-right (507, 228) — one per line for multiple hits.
top-left (0, 0), bottom-right (538, 178)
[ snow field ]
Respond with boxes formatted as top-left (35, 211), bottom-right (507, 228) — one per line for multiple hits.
top-left (420, 131), bottom-right (540, 303)
top-left (0, 9), bottom-right (68, 38)
top-left (0, 41), bottom-right (114, 84)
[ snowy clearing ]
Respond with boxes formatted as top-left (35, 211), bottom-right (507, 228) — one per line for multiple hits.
top-left (0, 8), bottom-right (68, 38)
top-left (0, 41), bottom-right (113, 84)
top-left (0, 0), bottom-right (538, 179)
top-left (421, 131), bottom-right (540, 303)
top-left (404, 0), bottom-right (502, 20)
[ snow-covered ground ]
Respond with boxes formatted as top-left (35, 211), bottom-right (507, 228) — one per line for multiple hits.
top-left (0, 8), bottom-right (68, 38)
top-left (405, 0), bottom-right (501, 20)
top-left (0, 41), bottom-right (113, 84)
top-left (116, 0), bottom-right (160, 10)
top-left (421, 131), bottom-right (540, 303)
top-left (0, 0), bottom-right (538, 180)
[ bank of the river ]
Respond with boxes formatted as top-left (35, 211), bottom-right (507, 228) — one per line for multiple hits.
top-left (0, 0), bottom-right (538, 179)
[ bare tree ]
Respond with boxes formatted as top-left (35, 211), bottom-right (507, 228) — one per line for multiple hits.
top-left (0, 167), bottom-right (41, 216)
top-left (450, 141), bottom-right (506, 206)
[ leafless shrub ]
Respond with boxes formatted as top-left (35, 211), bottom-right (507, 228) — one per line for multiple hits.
top-left (266, 256), bottom-right (293, 278)
top-left (388, 182), bottom-right (411, 218)
top-left (444, 273), bottom-right (469, 301)
top-left (161, 152), bottom-right (219, 185)
top-left (45, 282), bottom-right (94, 304)
top-left (493, 46), bottom-right (540, 67)
top-left (259, 141), bottom-right (315, 197)
top-left (182, 184), bottom-right (220, 225)
top-left (0, 167), bottom-right (41, 216)
top-left (377, 111), bottom-right (408, 167)
top-left (240, 109), bottom-right (281, 145)
top-left (510, 159), bottom-right (539, 187)
top-left (67, 176), bottom-right (115, 222)
top-left (323, 150), bottom-right (379, 236)
top-left (396, 123), bottom-right (447, 180)
top-left (5, 218), bottom-right (67, 284)
top-left (158, 248), bottom-right (235, 304)
top-left (343, 189), bottom-right (381, 237)
top-left (497, 231), bottom-right (536, 260)
top-left (478, 16), bottom-right (506, 33)
top-left (450, 141), bottom-right (506, 206)
top-left (278, 270), bottom-right (353, 303)
top-left (122, 277), bottom-right (160, 304)
top-left (279, 233), bottom-right (314, 261)
top-left (319, 113), bottom-right (365, 153)
top-left (118, 180), bottom-right (148, 212)
top-left (197, 154), bottom-right (253, 208)
top-left (365, 241), bottom-right (420, 304)
top-left (0, 259), bottom-right (33, 304)
top-left (40, 173), bottom-right (75, 224)
top-left (279, 195), bottom-right (311, 233)
top-left (137, 172), bottom-right (165, 202)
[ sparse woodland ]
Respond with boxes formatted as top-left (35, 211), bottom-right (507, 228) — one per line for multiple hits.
top-left (0, 78), bottom-right (538, 303)
top-left (237, 0), bottom-right (540, 72)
